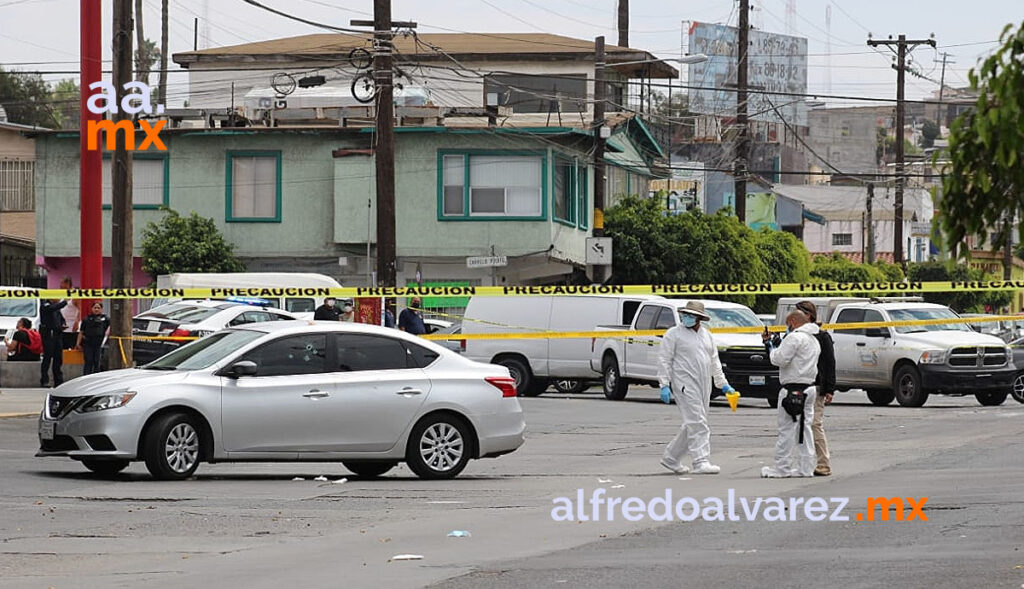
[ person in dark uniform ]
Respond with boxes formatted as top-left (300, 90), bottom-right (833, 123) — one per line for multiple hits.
top-left (77, 301), bottom-right (110, 376)
top-left (39, 298), bottom-right (68, 387)
top-left (313, 297), bottom-right (341, 321)
top-left (398, 297), bottom-right (426, 335)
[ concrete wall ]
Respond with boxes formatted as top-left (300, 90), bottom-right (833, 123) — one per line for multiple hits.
top-left (0, 127), bottom-right (35, 159)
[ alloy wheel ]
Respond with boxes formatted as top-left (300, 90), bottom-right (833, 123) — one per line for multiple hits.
top-left (419, 423), bottom-right (464, 473)
top-left (164, 422), bottom-right (199, 474)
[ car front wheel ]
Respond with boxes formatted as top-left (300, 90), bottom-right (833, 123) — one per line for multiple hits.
top-left (1012, 372), bottom-right (1024, 404)
top-left (602, 357), bottom-right (629, 400)
top-left (143, 413), bottom-right (202, 480)
top-left (405, 414), bottom-right (472, 480)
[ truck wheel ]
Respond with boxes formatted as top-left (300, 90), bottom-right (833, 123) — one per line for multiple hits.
top-left (553, 379), bottom-right (587, 394)
top-left (602, 357), bottom-right (629, 400)
top-left (975, 391), bottom-right (1008, 406)
top-left (866, 389), bottom-right (895, 406)
top-left (1012, 372), bottom-right (1024, 404)
top-left (766, 392), bottom-right (779, 408)
top-left (496, 357), bottom-right (540, 397)
top-left (893, 365), bottom-right (929, 407)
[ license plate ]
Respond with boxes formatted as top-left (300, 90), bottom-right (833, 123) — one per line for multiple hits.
top-left (749, 376), bottom-right (766, 386)
top-left (39, 421), bottom-right (55, 440)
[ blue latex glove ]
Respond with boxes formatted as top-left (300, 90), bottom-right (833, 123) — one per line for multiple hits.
top-left (660, 386), bottom-right (672, 404)
top-left (722, 384), bottom-right (736, 394)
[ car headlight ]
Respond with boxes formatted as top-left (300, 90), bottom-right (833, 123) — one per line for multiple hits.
top-left (77, 391), bottom-right (137, 413)
top-left (919, 349), bottom-right (949, 364)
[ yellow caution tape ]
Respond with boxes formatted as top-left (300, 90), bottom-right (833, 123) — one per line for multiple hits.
top-left (6, 279), bottom-right (1024, 299)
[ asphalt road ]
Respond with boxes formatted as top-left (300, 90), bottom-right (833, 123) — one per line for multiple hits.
top-left (1, 387), bottom-right (1022, 589)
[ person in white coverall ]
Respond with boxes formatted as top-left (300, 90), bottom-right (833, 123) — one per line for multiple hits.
top-left (762, 310), bottom-right (821, 478)
top-left (657, 301), bottom-right (737, 475)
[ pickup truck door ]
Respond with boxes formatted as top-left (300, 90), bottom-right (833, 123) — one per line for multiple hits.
top-left (831, 308), bottom-right (865, 386)
top-left (642, 306), bottom-right (678, 381)
top-left (628, 304), bottom-right (669, 381)
top-left (859, 309), bottom-right (891, 386)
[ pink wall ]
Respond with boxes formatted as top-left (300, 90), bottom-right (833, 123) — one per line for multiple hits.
top-left (38, 256), bottom-right (151, 313)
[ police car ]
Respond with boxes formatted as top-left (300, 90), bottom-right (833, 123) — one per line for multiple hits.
top-left (132, 299), bottom-right (296, 364)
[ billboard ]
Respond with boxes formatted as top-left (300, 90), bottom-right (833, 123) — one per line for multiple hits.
top-left (649, 159), bottom-right (705, 214)
top-left (687, 22), bottom-right (808, 126)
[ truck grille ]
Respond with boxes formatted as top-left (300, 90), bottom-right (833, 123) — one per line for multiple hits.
top-left (948, 346), bottom-right (1007, 368)
top-left (719, 347), bottom-right (773, 370)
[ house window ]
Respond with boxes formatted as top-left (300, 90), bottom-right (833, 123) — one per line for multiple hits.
top-left (554, 157), bottom-right (589, 228)
top-left (0, 159), bottom-right (34, 211)
top-left (832, 233), bottom-right (853, 246)
top-left (102, 156), bottom-right (167, 209)
top-left (439, 152), bottom-right (545, 220)
top-left (227, 151), bottom-right (281, 222)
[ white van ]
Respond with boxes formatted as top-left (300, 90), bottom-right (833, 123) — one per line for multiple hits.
top-left (0, 287), bottom-right (39, 343)
top-left (153, 272), bottom-right (343, 319)
top-left (462, 295), bottom-right (655, 396)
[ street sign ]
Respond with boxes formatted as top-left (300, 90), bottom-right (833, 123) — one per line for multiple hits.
top-left (586, 237), bottom-right (613, 265)
top-left (466, 256), bottom-right (508, 268)
top-left (911, 222), bottom-right (931, 236)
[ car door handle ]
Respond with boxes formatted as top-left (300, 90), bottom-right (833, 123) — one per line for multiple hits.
top-left (856, 343), bottom-right (866, 347)
top-left (303, 390), bottom-right (330, 398)
top-left (396, 388), bottom-right (423, 395)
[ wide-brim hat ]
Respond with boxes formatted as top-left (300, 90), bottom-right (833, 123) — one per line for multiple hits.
top-left (679, 301), bottom-right (711, 321)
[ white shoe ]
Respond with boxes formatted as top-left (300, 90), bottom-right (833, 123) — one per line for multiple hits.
top-left (692, 462), bottom-right (721, 475)
top-left (761, 466), bottom-right (786, 478)
top-left (660, 458), bottom-right (690, 475)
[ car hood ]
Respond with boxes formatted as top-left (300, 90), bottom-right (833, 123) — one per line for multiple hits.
top-left (712, 332), bottom-right (765, 348)
top-left (50, 368), bottom-right (193, 398)
top-left (895, 330), bottom-right (1008, 349)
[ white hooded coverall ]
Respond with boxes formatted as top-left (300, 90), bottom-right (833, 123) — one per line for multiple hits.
top-left (658, 322), bottom-right (728, 467)
top-left (767, 322), bottom-right (821, 477)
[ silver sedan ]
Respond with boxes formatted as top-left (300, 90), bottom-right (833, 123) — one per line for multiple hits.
top-left (37, 321), bottom-right (525, 480)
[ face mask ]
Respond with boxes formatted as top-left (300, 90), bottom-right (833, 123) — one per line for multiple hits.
top-left (786, 324), bottom-right (794, 334)
top-left (343, 305), bottom-right (353, 312)
top-left (681, 315), bottom-right (697, 328)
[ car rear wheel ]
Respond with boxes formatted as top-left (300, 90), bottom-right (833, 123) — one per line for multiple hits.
top-left (1012, 372), bottom-right (1024, 404)
top-left (975, 391), bottom-right (1008, 406)
top-left (143, 413), bottom-right (201, 480)
top-left (602, 357), bottom-right (629, 400)
top-left (406, 414), bottom-right (472, 480)
top-left (893, 365), bottom-right (928, 407)
top-left (497, 357), bottom-right (542, 397)
top-left (342, 461), bottom-right (397, 478)
top-left (82, 459), bottom-right (129, 476)
top-left (866, 389), bottom-right (895, 406)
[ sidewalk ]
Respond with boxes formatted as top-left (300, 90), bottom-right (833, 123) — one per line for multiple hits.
top-left (0, 388), bottom-right (46, 418)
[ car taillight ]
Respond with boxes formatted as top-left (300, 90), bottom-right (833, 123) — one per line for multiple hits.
top-left (485, 376), bottom-right (517, 398)
top-left (459, 339), bottom-right (466, 352)
top-left (169, 328), bottom-right (192, 340)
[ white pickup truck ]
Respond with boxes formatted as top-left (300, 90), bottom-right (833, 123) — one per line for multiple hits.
top-left (591, 299), bottom-right (781, 406)
top-left (827, 300), bottom-right (1015, 407)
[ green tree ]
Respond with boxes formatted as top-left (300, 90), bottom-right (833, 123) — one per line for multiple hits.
top-left (140, 208), bottom-right (245, 278)
top-left (51, 79), bottom-right (79, 130)
top-left (906, 262), bottom-right (1012, 312)
top-left (809, 253), bottom-right (892, 283)
top-left (938, 21), bottom-right (1024, 259)
top-left (919, 118), bottom-right (940, 148)
top-left (0, 67), bottom-right (58, 128)
top-left (751, 228), bottom-right (812, 312)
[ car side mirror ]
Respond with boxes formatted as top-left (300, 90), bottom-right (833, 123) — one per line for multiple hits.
top-left (225, 360), bottom-right (258, 378)
top-left (864, 327), bottom-right (889, 338)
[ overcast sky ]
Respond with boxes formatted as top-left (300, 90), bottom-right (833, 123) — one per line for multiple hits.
top-left (1, 0), bottom-right (1021, 108)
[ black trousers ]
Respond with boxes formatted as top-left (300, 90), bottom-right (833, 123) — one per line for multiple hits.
top-left (82, 338), bottom-right (103, 375)
top-left (40, 332), bottom-right (63, 387)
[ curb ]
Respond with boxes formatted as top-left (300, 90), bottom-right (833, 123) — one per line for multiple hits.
top-left (0, 412), bottom-right (37, 419)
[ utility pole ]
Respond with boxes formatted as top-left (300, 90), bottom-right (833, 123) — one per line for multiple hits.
top-left (735, 0), bottom-right (750, 224)
top-left (351, 3), bottom-right (415, 291)
top-left (111, 0), bottom-right (134, 368)
top-left (867, 34), bottom-right (935, 266)
top-left (866, 183), bottom-right (875, 263)
top-left (935, 51), bottom-right (953, 130)
top-left (1004, 210), bottom-right (1014, 281)
top-left (617, 0), bottom-right (629, 48)
top-left (592, 36), bottom-right (608, 283)
top-left (80, 0), bottom-right (102, 293)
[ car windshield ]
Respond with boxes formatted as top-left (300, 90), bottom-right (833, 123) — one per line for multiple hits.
top-left (0, 300), bottom-right (37, 317)
top-left (890, 308), bottom-right (971, 333)
top-left (143, 329), bottom-right (264, 371)
top-left (698, 307), bottom-right (764, 328)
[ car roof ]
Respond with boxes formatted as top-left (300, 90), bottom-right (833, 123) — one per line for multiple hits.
top-left (661, 299), bottom-right (752, 310)
top-left (237, 319), bottom-right (414, 338)
top-left (837, 301), bottom-right (950, 311)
